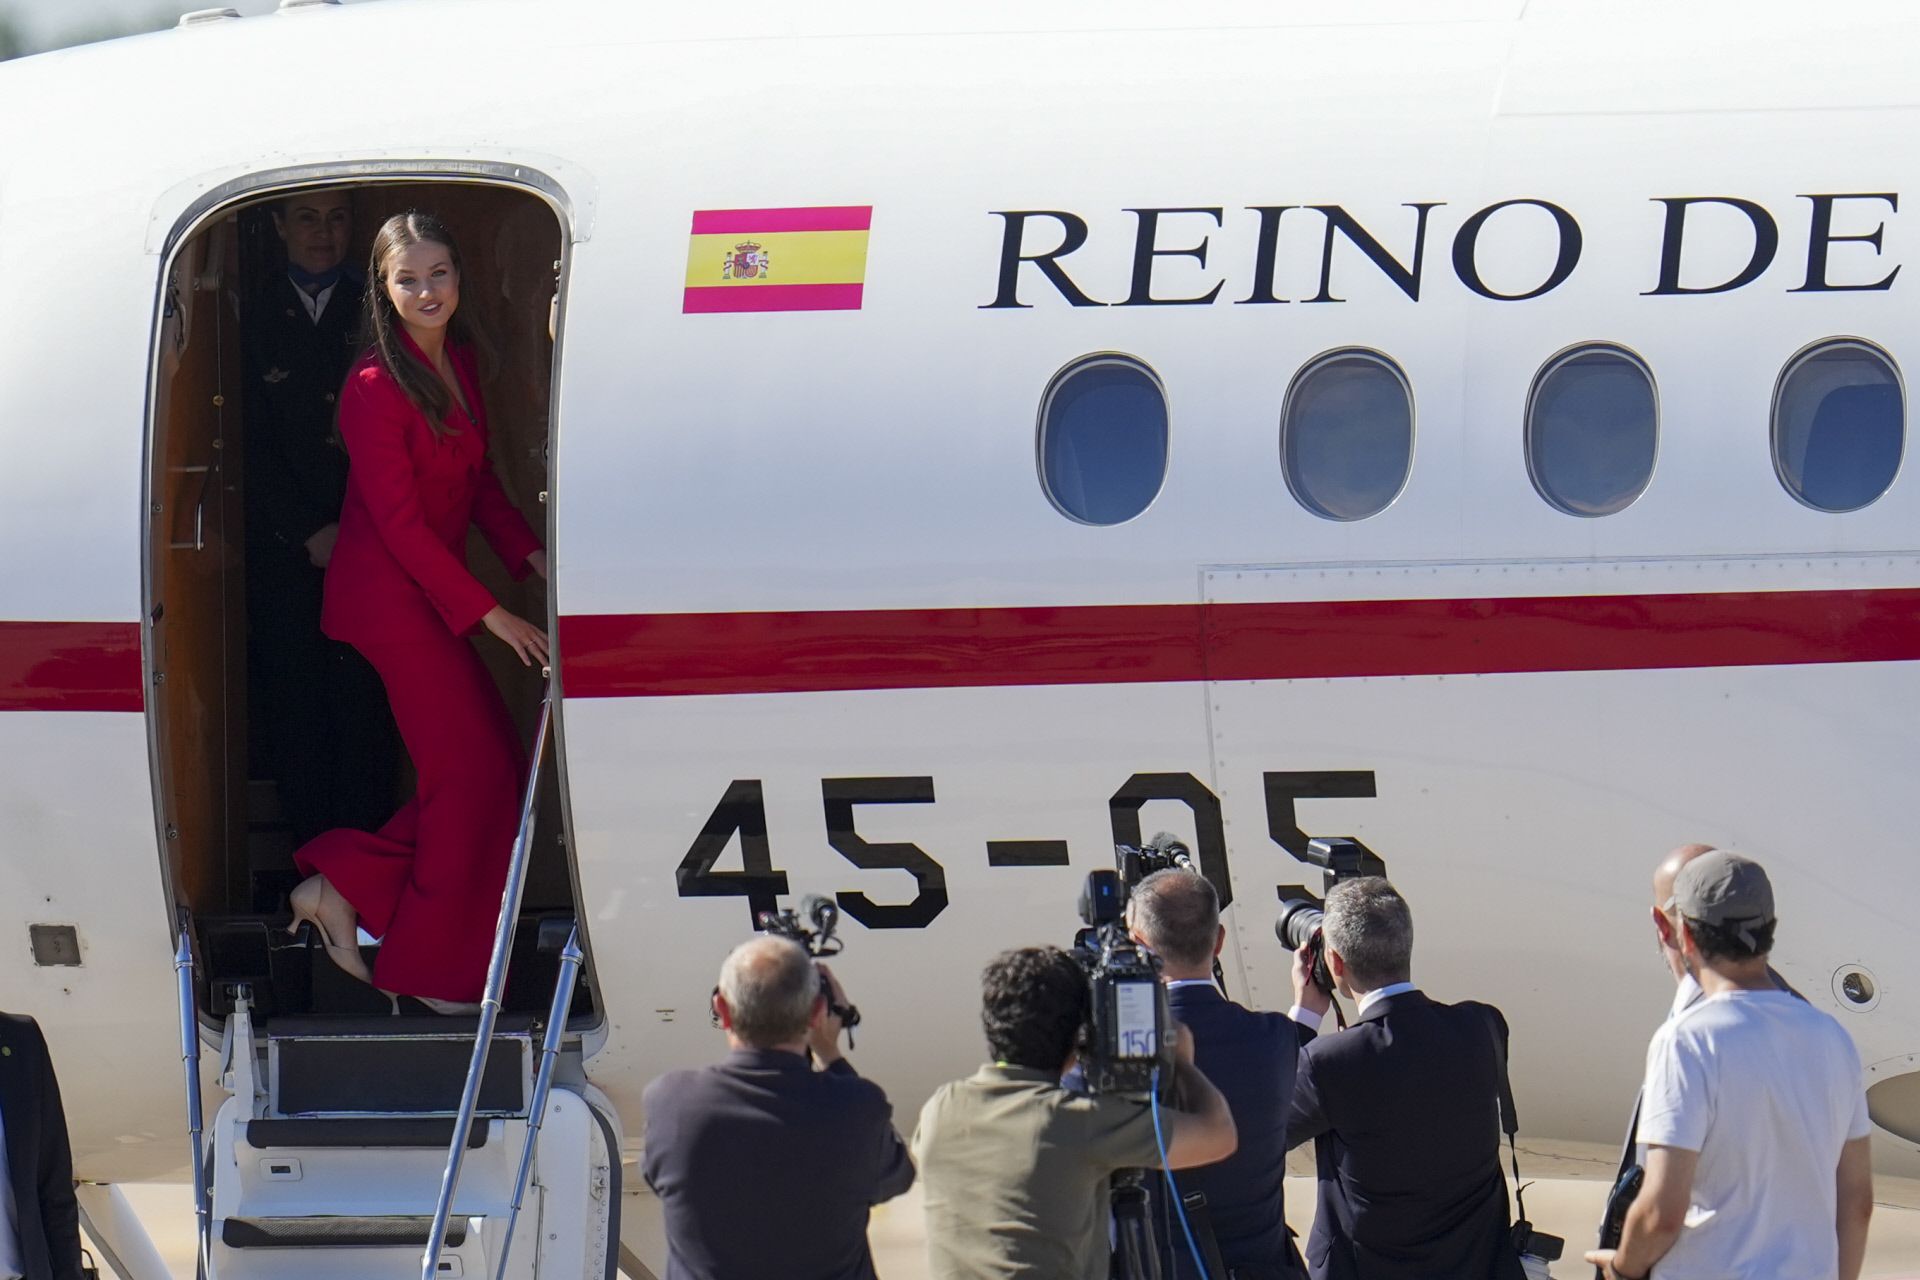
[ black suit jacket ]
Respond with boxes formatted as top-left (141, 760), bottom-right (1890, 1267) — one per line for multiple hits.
top-left (241, 272), bottom-right (364, 552)
top-left (1286, 991), bottom-right (1523, 1280)
top-left (0, 1015), bottom-right (82, 1280)
top-left (641, 1049), bottom-right (914, 1280)
top-left (1160, 983), bottom-right (1312, 1280)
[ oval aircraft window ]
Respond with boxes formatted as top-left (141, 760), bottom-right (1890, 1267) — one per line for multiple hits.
top-left (1038, 355), bottom-right (1169, 525)
top-left (1526, 344), bottom-right (1659, 517)
top-left (1772, 339), bottom-right (1904, 513)
top-left (1281, 350), bottom-right (1414, 521)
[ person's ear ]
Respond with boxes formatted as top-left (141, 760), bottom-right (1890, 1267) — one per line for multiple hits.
top-left (712, 991), bottom-right (733, 1030)
top-left (271, 210), bottom-right (288, 241)
top-left (1213, 924), bottom-right (1227, 959)
top-left (1327, 947), bottom-right (1347, 980)
top-left (1652, 905), bottom-right (1677, 947)
top-left (808, 994), bottom-right (828, 1028)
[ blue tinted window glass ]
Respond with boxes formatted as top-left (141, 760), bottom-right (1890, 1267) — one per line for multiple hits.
top-left (1774, 343), bottom-right (1904, 513)
top-left (1528, 348), bottom-right (1658, 516)
top-left (1040, 358), bottom-right (1167, 525)
top-left (1282, 353), bottom-right (1413, 521)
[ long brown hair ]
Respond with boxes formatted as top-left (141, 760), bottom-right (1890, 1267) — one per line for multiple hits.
top-left (362, 210), bottom-right (494, 436)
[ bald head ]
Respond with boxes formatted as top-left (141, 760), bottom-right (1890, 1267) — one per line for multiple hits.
top-left (717, 936), bottom-right (818, 1048)
top-left (1651, 843), bottom-right (1717, 982)
top-left (1654, 843), bottom-right (1718, 909)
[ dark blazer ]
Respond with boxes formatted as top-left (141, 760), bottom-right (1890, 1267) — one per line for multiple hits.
top-left (1161, 983), bottom-right (1312, 1280)
top-left (0, 1015), bottom-right (82, 1280)
top-left (1286, 991), bottom-right (1523, 1280)
top-left (242, 272), bottom-right (364, 551)
top-left (323, 337), bottom-right (541, 645)
top-left (641, 1048), bottom-right (915, 1280)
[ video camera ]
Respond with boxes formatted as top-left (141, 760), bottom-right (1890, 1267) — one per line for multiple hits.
top-left (1274, 836), bottom-right (1386, 999)
top-left (755, 894), bottom-right (863, 1045)
top-left (1070, 848), bottom-right (1178, 1098)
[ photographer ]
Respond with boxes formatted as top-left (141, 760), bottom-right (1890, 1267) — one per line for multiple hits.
top-left (1128, 869), bottom-right (1323, 1280)
top-left (912, 946), bottom-right (1237, 1280)
top-left (1585, 851), bottom-right (1873, 1280)
top-left (1285, 878), bottom-right (1524, 1280)
top-left (641, 936), bottom-right (913, 1280)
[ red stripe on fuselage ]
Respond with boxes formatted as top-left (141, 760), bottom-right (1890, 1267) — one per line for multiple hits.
top-left (0, 622), bottom-right (144, 712)
top-left (7, 589), bottom-right (1914, 711)
top-left (556, 587), bottom-right (1920, 698)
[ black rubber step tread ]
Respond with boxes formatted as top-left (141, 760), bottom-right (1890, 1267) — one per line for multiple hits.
top-left (222, 1216), bottom-right (467, 1248)
top-left (274, 1032), bottom-right (527, 1116)
top-left (245, 1118), bottom-right (490, 1150)
top-left (268, 1014), bottom-right (538, 1039)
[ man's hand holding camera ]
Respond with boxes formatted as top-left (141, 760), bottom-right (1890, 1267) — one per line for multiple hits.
top-left (808, 962), bottom-right (850, 1067)
top-left (1292, 937), bottom-right (1333, 1023)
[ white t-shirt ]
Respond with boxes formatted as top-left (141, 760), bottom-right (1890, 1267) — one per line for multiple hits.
top-left (1640, 989), bottom-right (1871, 1280)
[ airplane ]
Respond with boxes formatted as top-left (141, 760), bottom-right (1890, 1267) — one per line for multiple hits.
top-left (2, 0), bottom-right (1917, 1273)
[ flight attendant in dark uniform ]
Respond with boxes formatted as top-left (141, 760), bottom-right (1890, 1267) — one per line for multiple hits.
top-left (244, 190), bottom-right (399, 846)
top-left (288, 210), bottom-right (549, 1014)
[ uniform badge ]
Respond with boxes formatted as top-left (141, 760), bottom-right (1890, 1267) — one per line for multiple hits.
top-left (721, 241), bottom-right (771, 280)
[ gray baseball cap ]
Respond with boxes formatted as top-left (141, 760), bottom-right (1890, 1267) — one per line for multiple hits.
top-left (1672, 849), bottom-right (1775, 928)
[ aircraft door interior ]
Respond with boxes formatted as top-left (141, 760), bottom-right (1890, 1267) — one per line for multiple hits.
top-left (145, 178), bottom-right (592, 1028)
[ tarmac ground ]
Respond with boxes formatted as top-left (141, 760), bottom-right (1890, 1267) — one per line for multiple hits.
top-left (114, 1139), bottom-right (1920, 1279)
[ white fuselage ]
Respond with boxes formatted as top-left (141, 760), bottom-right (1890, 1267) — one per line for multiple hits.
top-left (1, 0), bottom-right (1916, 1183)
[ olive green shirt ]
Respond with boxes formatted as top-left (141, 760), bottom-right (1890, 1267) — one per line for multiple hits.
top-left (910, 1064), bottom-right (1163, 1279)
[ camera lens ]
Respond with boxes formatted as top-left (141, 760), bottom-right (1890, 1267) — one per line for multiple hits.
top-left (1275, 900), bottom-right (1323, 951)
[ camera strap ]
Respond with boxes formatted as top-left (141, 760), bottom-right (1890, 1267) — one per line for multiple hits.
top-left (1178, 1189), bottom-right (1233, 1280)
top-left (1482, 1008), bottom-right (1530, 1228)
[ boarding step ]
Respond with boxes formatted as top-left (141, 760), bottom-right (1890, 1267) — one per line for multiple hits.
top-left (207, 1091), bottom-right (619, 1279)
top-left (268, 1016), bottom-right (536, 1117)
top-left (226, 1113), bottom-right (520, 1222)
top-left (197, 913), bottom-right (593, 1021)
top-left (222, 1215), bottom-right (467, 1249)
top-left (246, 1118), bottom-right (491, 1150)
top-left (215, 1215), bottom-right (485, 1277)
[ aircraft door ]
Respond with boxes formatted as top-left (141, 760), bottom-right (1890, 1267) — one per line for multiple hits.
top-left (149, 216), bottom-right (249, 912)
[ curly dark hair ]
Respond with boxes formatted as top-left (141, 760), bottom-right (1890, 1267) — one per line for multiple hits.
top-left (981, 946), bottom-right (1088, 1071)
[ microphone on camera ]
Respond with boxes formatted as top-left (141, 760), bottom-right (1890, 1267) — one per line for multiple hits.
top-left (1144, 831), bottom-right (1196, 873)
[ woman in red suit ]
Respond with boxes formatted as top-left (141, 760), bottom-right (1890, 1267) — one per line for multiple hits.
top-left (289, 210), bottom-right (550, 1014)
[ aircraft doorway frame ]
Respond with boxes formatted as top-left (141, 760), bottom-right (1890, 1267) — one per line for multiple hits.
top-left (140, 159), bottom-right (593, 1028)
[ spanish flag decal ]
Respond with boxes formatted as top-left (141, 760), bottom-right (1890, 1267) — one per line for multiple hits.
top-left (683, 206), bottom-right (873, 314)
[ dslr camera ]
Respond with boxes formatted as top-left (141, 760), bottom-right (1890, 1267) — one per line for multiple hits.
top-left (1069, 840), bottom-right (1187, 1097)
top-left (1274, 836), bottom-right (1385, 998)
top-left (754, 894), bottom-right (863, 1044)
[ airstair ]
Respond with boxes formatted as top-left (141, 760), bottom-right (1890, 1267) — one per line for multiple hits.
top-left (172, 686), bottom-right (621, 1279)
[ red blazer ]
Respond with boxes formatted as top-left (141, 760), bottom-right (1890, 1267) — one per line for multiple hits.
top-left (322, 337), bottom-right (542, 645)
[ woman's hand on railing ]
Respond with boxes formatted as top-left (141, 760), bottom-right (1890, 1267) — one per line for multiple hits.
top-left (484, 606), bottom-right (551, 668)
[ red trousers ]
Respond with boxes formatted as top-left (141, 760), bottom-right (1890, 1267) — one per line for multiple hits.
top-left (295, 624), bottom-right (524, 1002)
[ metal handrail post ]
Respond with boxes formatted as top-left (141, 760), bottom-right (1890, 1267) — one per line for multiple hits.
top-left (492, 924), bottom-right (583, 1280)
top-left (422, 683), bottom-right (553, 1280)
top-left (174, 925), bottom-right (211, 1280)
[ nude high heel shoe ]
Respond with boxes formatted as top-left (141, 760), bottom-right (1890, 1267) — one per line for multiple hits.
top-left (288, 874), bottom-right (373, 986)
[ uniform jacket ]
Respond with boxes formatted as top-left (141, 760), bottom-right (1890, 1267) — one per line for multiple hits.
top-left (322, 336), bottom-right (542, 645)
top-left (1161, 982), bottom-right (1313, 1280)
top-left (241, 272), bottom-right (364, 551)
top-left (1286, 991), bottom-right (1524, 1280)
top-left (641, 1049), bottom-right (915, 1280)
top-left (0, 1015), bottom-right (82, 1280)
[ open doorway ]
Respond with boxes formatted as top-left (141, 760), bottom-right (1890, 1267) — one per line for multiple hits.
top-left (146, 175), bottom-right (588, 1021)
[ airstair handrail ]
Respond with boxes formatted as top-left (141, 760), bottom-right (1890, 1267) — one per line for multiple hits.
top-left (173, 921), bottom-right (212, 1280)
top-left (422, 679), bottom-right (554, 1280)
top-left (493, 923), bottom-right (585, 1279)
